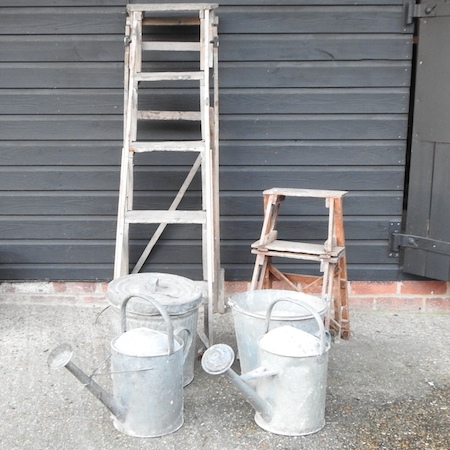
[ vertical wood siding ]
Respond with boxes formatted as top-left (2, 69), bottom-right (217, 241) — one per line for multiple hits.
top-left (0, 1), bottom-right (413, 281)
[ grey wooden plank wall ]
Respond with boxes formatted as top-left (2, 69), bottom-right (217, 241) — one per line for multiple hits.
top-left (0, 0), bottom-right (414, 281)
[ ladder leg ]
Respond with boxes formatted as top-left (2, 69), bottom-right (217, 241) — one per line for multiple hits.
top-left (250, 254), bottom-right (269, 290)
top-left (334, 197), bottom-right (350, 338)
top-left (114, 149), bottom-right (133, 278)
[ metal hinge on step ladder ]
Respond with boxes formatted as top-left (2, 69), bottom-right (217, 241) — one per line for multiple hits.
top-left (114, 4), bottom-right (221, 346)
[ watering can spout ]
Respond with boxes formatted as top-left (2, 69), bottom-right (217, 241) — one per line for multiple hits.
top-left (48, 343), bottom-right (126, 423)
top-left (201, 344), bottom-right (274, 423)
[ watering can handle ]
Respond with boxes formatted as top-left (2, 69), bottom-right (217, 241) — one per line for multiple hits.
top-left (175, 327), bottom-right (193, 365)
top-left (119, 293), bottom-right (175, 355)
top-left (264, 298), bottom-right (327, 355)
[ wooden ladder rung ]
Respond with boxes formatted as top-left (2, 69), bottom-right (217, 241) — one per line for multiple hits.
top-left (137, 110), bottom-right (201, 121)
top-left (252, 239), bottom-right (345, 257)
top-left (130, 140), bottom-right (205, 152)
top-left (143, 17), bottom-right (201, 26)
top-left (136, 71), bottom-right (203, 82)
top-left (125, 210), bottom-right (206, 224)
top-left (142, 41), bottom-right (201, 52)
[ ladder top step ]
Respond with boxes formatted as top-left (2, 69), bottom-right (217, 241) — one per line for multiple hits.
top-left (263, 187), bottom-right (348, 199)
top-left (136, 71), bottom-right (203, 81)
top-left (130, 140), bottom-right (205, 152)
top-left (128, 4), bottom-right (218, 13)
top-left (126, 210), bottom-right (206, 224)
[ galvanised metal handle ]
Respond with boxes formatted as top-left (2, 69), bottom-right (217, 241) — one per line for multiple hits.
top-left (264, 298), bottom-right (327, 356)
top-left (119, 293), bottom-right (175, 355)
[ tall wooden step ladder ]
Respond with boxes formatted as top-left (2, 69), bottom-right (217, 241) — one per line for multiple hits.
top-left (114, 3), bottom-right (221, 346)
top-left (250, 188), bottom-right (350, 339)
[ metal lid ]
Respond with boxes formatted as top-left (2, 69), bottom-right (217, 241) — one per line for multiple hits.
top-left (112, 327), bottom-right (182, 357)
top-left (259, 325), bottom-right (321, 358)
top-left (107, 273), bottom-right (202, 315)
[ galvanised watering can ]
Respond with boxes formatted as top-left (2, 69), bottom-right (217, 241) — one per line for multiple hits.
top-left (202, 298), bottom-right (330, 436)
top-left (48, 294), bottom-right (190, 437)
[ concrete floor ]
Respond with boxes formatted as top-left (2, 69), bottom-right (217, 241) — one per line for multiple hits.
top-left (0, 300), bottom-right (449, 450)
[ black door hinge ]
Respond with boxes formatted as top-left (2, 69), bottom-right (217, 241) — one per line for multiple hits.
top-left (404, 0), bottom-right (437, 25)
top-left (390, 222), bottom-right (450, 257)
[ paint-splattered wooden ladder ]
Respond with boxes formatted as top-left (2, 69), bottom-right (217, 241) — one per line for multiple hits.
top-left (250, 188), bottom-right (350, 339)
top-left (114, 4), bottom-right (220, 346)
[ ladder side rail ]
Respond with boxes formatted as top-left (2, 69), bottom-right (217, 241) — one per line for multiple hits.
top-left (123, 17), bottom-right (131, 142)
top-left (197, 7), bottom-right (220, 344)
top-left (325, 197), bottom-right (335, 254)
top-left (200, 6), bottom-right (214, 343)
top-left (258, 194), bottom-right (281, 246)
top-left (212, 14), bottom-right (223, 312)
top-left (334, 197), bottom-right (350, 337)
top-left (114, 11), bottom-right (142, 278)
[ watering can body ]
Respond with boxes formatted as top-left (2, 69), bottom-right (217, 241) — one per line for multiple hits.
top-left (111, 327), bottom-right (184, 437)
top-left (254, 332), bottom-right (329, 435)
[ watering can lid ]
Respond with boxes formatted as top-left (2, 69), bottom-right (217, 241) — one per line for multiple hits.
top-left (259, 325), bottom-right (322, 358)
top-left (112, 327), bottom-right (181, 357)
top-left (107, 273), bottom-right (202, 315)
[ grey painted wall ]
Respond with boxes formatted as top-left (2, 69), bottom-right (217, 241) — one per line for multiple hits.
top-left (0, 0), bottom-right (414, 281)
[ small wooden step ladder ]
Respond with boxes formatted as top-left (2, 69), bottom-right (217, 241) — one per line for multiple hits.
top-left (250, 188), bottom-right (350, 339)
top-left (114, 3), bottom-right (221, 346)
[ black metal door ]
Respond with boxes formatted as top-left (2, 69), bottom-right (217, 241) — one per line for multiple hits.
top-left (402, 1), bottom-right (450, 280)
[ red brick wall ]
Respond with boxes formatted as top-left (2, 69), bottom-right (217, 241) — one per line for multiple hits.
top-left (0, 280), bottom-right (449, 311)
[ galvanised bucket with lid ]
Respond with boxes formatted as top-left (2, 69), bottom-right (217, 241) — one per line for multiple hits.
top-left (107, 273), bottom-right (202, 386)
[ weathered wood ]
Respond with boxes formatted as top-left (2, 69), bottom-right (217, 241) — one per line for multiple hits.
top-left (0, 240), bottom-right (392, 265)
top-left (126, 210), bottom-right (206, 224)
top-left (131, 140), bottom-right (204, 152)
top-left (1, 89), bottom-right (410, 115)
top-left (0, 217), bottom-right (400, 242)
top-left (0, 166), bottom-right (404, 191)
top-left (128, 4), bottom-right (218, 12)
top-left (0, 8), bottom-right (126, 35)
top-left (0, 114), bottom-right (408, 140)
top-left (218, 6), bottom-right (413, 34)
top-left (0, 1), bottom-right (414, 283)
top-left (136, 71), bottom-right (203, 81)
top-left (0, 140), bottom-right (406, 166)
top-left (0, 167), bottom-right (404, 191)
top-left (7, 1), bottom-right (407, 7)
top-left (219, 34), bottom-right (412, 61)
top-left (143, 17), bottom-right (200, 26)
top-left (142, 41), bottom-right (201, 52)
top-left (263, 187), bottom-right (347, 199)
top-left (0, 62), bottom-right (411, 89)
top-left (137, 110), bottom-right (201, 121)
